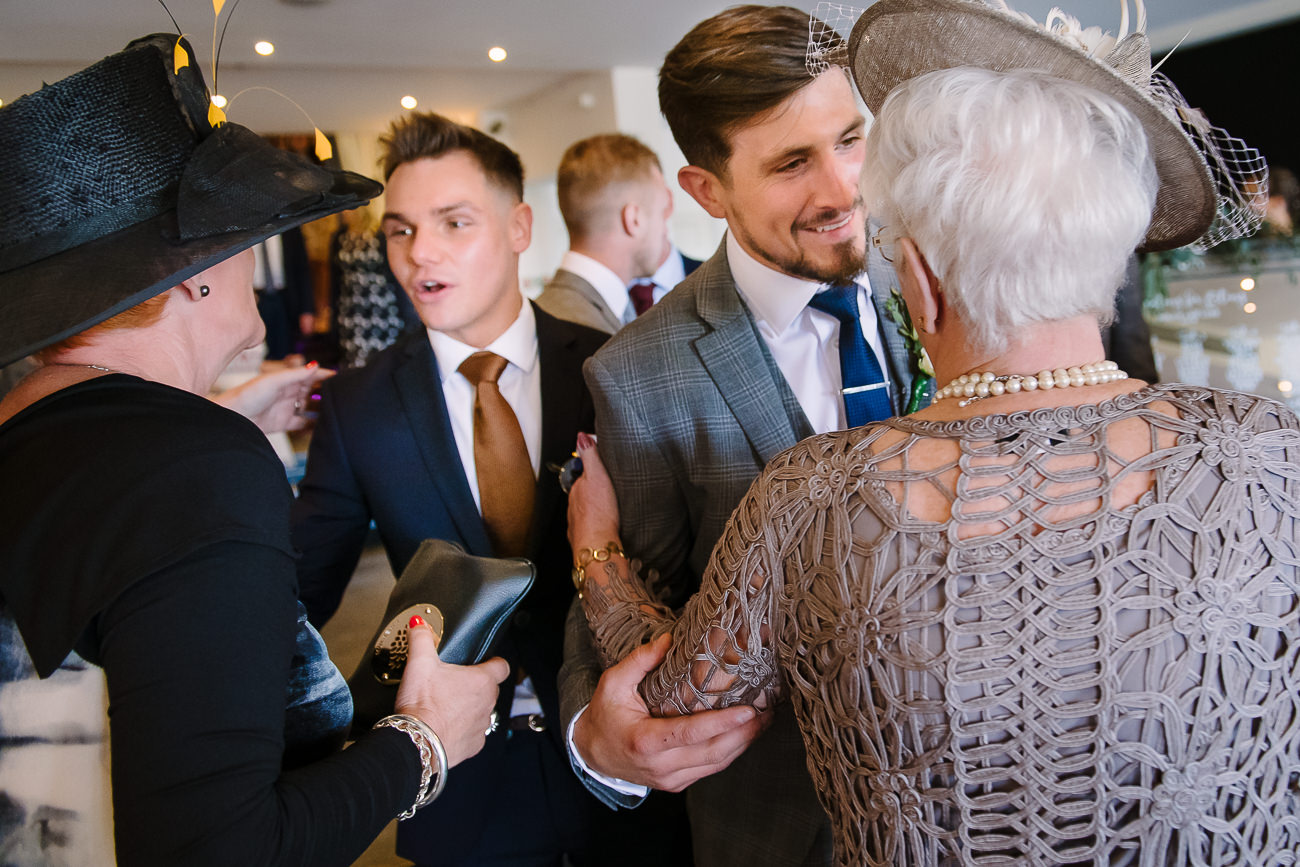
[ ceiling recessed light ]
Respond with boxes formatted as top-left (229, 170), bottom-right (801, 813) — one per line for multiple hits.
top-left (255, 41), bottom-right (275, 56)
top-left (1244, 302), bottom-right (1258, 314)
top-left (400, 95), bottom-right (418, 110)
top-left (1241, 277), bottom-right (1256, 291)
top-left (488, 46), bottom-right (507, 63)
top-left (211, 94), bottom-right (228, 108)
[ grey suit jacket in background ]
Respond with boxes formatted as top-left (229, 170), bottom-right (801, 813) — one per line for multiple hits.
top-left (558, 239), bottom-right (928, 867)
top-left (536, 268), bottom-right (626, 335)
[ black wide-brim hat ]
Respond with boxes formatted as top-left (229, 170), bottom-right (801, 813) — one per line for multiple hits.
top-left (0, 33), bottom-right (382, 367)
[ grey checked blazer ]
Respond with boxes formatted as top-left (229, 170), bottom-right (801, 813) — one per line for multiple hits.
top-left (559, 238), bottom-right (928, 867)
top-left (536, 268), bottom-right (627, 335)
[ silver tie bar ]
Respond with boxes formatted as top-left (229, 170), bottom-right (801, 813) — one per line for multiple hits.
top-left (842, 382), bottom-right (888, 395)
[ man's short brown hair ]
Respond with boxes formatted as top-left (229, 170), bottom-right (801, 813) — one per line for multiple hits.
top-left (557, 134), bottom-right (662, 242)
top-left (659, 5), bottom-right (842, 177)
top-left (378, 111), bottom-right (524, 200)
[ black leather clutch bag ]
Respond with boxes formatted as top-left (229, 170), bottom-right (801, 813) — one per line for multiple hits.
top-left (348, 538), bottom-right (535, 731)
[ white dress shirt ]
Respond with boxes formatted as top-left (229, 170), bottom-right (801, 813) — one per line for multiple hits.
top-left (251, 234), bottom-right (285, 291)
top-left (727, 231), bottom-right (890, 434)
top-left (560, 250), bottom-right (636, 325)
top-left (427, 297), bottom-right (543, 718)
top-left (644, 244), bottom-right (687, 301)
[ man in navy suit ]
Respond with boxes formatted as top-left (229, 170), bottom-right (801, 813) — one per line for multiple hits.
top-left (291, 112), bottom-right (653, 866)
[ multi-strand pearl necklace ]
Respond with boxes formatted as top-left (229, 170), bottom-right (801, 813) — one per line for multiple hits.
top-left (934, 360), bottom-right (1127, 407)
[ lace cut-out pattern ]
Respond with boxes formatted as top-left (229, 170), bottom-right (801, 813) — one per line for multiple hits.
top-left (584, 385), bottom-right (1300, 866)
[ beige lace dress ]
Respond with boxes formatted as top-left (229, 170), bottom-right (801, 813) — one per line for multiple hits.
top-left (582, 385), bottom-right (1300, 866)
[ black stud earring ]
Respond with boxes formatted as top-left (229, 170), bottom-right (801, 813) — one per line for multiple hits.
top-left (199, 285), bottom-right (210, 298)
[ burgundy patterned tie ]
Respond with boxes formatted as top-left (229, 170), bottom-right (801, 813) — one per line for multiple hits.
top-left (628, 281), bottom-right (656, 317)
top-left (458, 351), bottom-right (534, 556)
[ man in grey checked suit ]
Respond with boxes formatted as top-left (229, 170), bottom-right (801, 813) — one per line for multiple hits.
top-left (537, 134), bottom-right (675, 334)
top-left (558, 6), bottom-right (932, 867)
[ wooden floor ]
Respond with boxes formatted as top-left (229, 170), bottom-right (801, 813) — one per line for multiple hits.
top-left (316, 544), bottom-right (415, 867)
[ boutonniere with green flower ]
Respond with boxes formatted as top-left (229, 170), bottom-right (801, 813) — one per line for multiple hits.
top-left (883, 287), bottom-right (934, 413)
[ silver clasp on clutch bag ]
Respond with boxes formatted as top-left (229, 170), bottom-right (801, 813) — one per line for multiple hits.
top-left (371, 603), bottom-right (444, 684)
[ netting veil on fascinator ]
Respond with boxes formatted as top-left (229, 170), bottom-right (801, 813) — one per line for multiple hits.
top-left (809, 0), bottom-right (1267, 253)
top-left (0, 33), bottom-right (382, 368)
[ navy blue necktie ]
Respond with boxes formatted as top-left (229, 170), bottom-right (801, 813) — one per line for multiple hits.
top-left (808, 285), bottom-right (892, 426)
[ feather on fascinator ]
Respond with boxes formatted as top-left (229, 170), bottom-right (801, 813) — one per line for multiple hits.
top-left (0, 34), bottom-right (381, 367)
top-left (809, 0), bottom-right (1267, 253)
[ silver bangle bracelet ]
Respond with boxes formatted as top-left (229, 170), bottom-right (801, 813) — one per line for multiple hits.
top-left (374, 713), bottom-right (449, 819)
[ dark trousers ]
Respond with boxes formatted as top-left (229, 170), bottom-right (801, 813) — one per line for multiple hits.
top-left (401, 727), bottom-right (691, 867)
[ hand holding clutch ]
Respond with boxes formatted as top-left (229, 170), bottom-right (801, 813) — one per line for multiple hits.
top-left (393, 615), bottom-right (509, 769)
top-left (348, 539), bottom-right (535, 732)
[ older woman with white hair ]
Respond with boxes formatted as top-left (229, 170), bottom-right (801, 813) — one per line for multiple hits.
top-left (566, 1), bottom-right (1299, 865)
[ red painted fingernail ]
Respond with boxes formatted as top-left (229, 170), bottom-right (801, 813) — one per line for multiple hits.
top-left (409, 615), bottom-right (425, 628)
top-left (306, 360), bottom-right (319, 369)
top-left (577, 432), bottom-right (594, 450)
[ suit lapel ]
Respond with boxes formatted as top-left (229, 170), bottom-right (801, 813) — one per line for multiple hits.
top-left (864, 236), bottom-right (916, 414)
top-left (564, 271), bottom-right (622, 333)
top-left (391, 335), bottom-right (493, 556)
top-left (692, 248), bottom-right (807, 464)
top-left (530, 305), bottom-right (586, 550)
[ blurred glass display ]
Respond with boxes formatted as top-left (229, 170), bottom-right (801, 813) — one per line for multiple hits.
top-left (1144, 236), bottom-right (1300, 409)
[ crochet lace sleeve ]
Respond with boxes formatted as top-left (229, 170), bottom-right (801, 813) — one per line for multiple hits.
top-left (580, 467), bottom-right (789, 717)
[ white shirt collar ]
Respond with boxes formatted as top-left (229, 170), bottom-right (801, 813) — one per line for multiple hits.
top-left (726, 232), bottom-right (869, 335)
top-left (427, 295), bottom-right (538, 383)
top-left (648, 245), bottom-right (686, 294)
top-left (560, 250), bottom-right (632, 322)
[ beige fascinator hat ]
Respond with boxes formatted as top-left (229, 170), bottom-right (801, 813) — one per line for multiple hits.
top-left (840, 0), bottom-right (1266, 253)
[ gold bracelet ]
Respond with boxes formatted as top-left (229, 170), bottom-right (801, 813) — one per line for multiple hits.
top-left (571, 541), bottom-right (625, 596)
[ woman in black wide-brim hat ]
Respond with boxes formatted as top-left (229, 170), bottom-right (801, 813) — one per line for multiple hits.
top-left (0, 35), bottom-right (507, 864)
top-left (566, 1), bottom-right (1299, 865)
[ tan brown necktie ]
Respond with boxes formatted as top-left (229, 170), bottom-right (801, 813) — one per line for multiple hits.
top-left (458, 351), bottom-right (535, 557)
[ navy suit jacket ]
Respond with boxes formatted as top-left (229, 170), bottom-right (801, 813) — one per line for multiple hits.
top-left (680, 251), bottom-right (703, 278)
top-left (292, 302), bottom-right (605, 859)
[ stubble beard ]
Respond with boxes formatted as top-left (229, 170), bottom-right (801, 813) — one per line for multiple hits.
top-left (782, 238), bottom-right (867, 286)
top-left (738, 197), bottom-right (869, 285)
top-left (743, 227), bottom-right (867, 286)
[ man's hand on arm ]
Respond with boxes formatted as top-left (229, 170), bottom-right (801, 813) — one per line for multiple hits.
top-left (571, 634), bottom-right (768, 792)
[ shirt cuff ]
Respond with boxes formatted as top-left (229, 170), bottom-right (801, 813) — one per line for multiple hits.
top-left (566, 704), bottom-right (651, 798)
